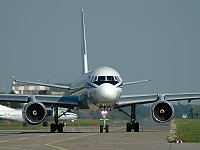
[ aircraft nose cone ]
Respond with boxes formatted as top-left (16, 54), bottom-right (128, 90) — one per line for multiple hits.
top-left (96, 83), bottom-right (117, 102)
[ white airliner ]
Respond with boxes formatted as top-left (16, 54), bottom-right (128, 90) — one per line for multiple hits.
top-left (0, 9), bottom-right (200, 133)
top-left (0, 104), bottom-right (78, 124)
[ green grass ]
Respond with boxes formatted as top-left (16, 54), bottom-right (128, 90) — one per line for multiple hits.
top-left (67, 119), bottom-right (114, 126)
top-left (0, 119), bottom-right (114, 130)
top-left (173, 119), bottom-right (200, 142)
top-left (0, 120), bottom-right (47, 130)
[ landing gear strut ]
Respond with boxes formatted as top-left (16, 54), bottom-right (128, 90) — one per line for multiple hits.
top-left (119, 104), bottom-right (139, 132)
top-left (50, 105), bottom-right (64, 133)
top-left (99, 108), bottom-right (109, 133)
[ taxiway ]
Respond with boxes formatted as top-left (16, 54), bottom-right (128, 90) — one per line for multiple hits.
top-left (0, 122), bottom-right (199, 150)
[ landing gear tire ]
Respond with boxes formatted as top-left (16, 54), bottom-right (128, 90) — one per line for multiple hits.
top-left (58, 123), bottom-right (64, 133)
top-left (50, 123), bottom-right (56, 133)
top-left (100, 125), bottom-right (103, 133)
top-left (126, 122), bottom-right (139, 132)
top-left (23, 123), bottom-right (27, 127)
top-left (126, 122), bottom-right (132, 132)
top-left (43, 121), bottom-right (48, 127)
top-left (133, 122), bottom-right (139, 132)
top-left (50, 123), bottom-right (64, 133)
top-left (105, 124), bottom-right (109, 133)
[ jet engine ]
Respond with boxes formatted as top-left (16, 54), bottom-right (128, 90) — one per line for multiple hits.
top-left (151, 101), bottom-right (174, 123)
top-left (22, 101), bottom-right (47, 125)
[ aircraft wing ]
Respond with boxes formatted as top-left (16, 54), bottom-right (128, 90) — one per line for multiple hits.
top-left (162, 93), bottom-right (200, 102)
top-left (123, 79), bottom-right (151, 86)
top-left (0, 94), bottom-right (79, 108)
top-left (14, 80), bottom-right (71, 90)
top-left (0, 94), bottom-right (29, 102)
top-left (115, 94), bottom-right (158, 107)
top-left (115, 92), bottom-right (200, 108)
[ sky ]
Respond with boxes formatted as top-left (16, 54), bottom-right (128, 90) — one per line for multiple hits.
top-left (0, 0), bottom-right (200, 101)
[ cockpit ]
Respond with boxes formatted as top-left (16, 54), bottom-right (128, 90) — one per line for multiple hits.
top-left (91, 76), bottom-right (121, 86)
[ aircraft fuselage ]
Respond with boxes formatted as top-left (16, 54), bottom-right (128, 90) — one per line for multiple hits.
top-left (70, 66), bottom-right (123, 110)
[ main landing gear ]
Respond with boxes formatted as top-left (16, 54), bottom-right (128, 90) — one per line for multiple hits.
top-left (118, 104), bottom-right (139, 132)
top-left (50, 105), bottom-right (64, 133)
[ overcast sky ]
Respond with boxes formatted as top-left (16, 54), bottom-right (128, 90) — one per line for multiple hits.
top-left (0, 0), bottom-right (200, 100)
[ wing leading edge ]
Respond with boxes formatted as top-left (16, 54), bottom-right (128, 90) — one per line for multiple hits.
top-left (14, 80), bottom-right (71, 90)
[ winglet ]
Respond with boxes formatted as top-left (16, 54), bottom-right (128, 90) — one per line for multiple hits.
top-left (81, 9), bottom-right (89, 74)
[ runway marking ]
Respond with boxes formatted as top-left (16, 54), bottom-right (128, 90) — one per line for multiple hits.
top-left (0, 140), bottom-right (8, 143)
top-left (45, 133), bottom-right (98, 150)
top-left (37, 134), bottom-right (46, 137)
top-left (18, 137), bottom-right (29, 140)
top-left (0, 137), bottom-right (28, 143)
top-left (45, 127), bottom-right (124, 150)
top-left (45, 133), bottom-right (99, 150)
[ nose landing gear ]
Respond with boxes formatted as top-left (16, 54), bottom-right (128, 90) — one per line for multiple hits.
top-left (99, 104), bottom-right (111, 133)
top-left (100, 110), bottom-right (109, 133)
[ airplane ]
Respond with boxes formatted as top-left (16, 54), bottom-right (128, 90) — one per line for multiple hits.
top-left (0, 104), bottom-right (78, 125)
top-left (0, 104), bottom-right (24, 122)
top-left (0, 9), bottom-right (200, 133)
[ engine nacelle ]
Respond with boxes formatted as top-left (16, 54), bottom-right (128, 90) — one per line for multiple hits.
top-left (22, 101), bottom-right (47, 125)
top-left (151, 101), bottom-right (174, 123)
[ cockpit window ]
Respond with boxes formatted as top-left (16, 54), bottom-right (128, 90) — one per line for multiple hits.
top-left (98, 76), bottom-right (106, 81)
top-left (115, 76), bottom-right (121, 82)
top-left (92, 76), bottom-right (120, 86)
top-left (107, 76), bottom-right (114, 81)
top-left (90, 76), bottom-right (94, 82)
top-left (91, 76), bottom-right (97, 82)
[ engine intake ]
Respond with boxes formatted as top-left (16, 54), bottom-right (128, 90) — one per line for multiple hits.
top-left (22, 101), bottom-right (47, 125)
top-left (151, 101), bottom-right (174, 123)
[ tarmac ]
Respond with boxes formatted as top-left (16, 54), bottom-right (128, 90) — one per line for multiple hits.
top-left (0, 121), bottom-right (199, 150)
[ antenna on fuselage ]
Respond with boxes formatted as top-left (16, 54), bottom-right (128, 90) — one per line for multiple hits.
top-left (81, 9), bottom-right (89, 74)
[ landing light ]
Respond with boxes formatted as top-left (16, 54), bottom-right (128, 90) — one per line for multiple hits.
top-left (101, 110), bottom-right (108, 115)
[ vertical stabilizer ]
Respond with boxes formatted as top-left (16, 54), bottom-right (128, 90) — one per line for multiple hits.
top-left (81, 9), bottom-right (89, 74)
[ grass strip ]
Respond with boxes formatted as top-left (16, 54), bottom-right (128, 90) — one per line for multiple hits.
top-left (168, 119), bottom-right (200, 143)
